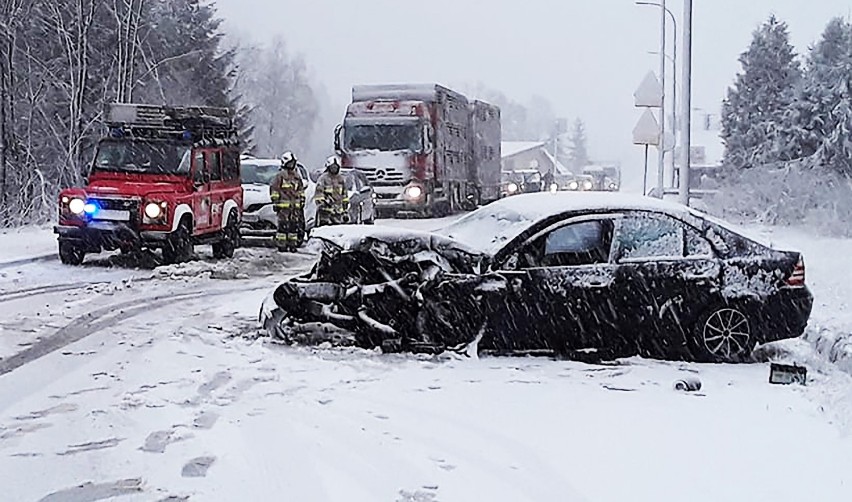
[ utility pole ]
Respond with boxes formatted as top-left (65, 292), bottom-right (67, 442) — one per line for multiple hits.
top-left (679, 0), bottom-right (692, 206)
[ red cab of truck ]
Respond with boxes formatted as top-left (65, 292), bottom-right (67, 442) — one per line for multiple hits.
top-left (334, 84), bottom-right (501, 218)
top-left (54, 104), bottom-right (243, 265)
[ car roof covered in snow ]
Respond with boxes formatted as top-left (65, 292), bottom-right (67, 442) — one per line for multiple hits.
top-left (435, 192), bottom-right (707, 254)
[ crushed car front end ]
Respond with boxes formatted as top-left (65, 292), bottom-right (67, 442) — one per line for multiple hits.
top-left (262, 226), bottom-right (491, 353)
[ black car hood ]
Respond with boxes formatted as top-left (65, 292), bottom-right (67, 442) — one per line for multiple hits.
top-left (310, 225), bottom-right (487, 274)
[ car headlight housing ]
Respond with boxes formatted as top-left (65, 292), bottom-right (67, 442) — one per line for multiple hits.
top-left (68, 198), bottom-right (86, 215)
top-left (507, 182), bottom-right (519, 194)
top-left (567, 181), bottom-right (579, 191)
top-left (143, 201), bottom-right (168, 224)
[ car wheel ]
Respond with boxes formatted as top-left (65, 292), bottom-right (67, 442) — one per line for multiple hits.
top-left (692, 305), bottom-right (754, 362)
top-left (213, 211), bottom-right (239, 259)
top-left (162, 220), bottom-right (193, 265)
top-left (58, 241), bottom-right (85, 266)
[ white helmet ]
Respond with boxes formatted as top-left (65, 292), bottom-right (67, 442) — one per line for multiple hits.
top-left (280, 151), bottom-right (297, 168)
top-left (324, 155), bottom-right (341, 169)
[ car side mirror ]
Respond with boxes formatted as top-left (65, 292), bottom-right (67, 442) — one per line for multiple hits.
top-left (334, 124), bottom-right (343, 154)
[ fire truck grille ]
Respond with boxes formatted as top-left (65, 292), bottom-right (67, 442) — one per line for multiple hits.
top-left (358, 166), bottom-right (406, 185)
top-left (88, 197), bottom-right (140, 227)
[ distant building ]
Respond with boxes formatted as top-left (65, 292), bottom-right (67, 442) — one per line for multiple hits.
top-left (501, 141), bottom-right (571, 175)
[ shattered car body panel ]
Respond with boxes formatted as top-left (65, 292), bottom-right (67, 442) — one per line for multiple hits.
top-left (263, 192), bottom-right (814, 362)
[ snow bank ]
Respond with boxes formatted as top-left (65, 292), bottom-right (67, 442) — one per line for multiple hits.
top-left (756, 226), bottom-right (852, 374)
top-left (0, 225), bottom-right (56, 264)
top-left (705, 165), bottom-right (852, 237)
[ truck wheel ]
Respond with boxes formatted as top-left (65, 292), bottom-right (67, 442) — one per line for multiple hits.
top-left (213, 211), bottom-right (239, 259)
top-left (58, 242), bottom-right (85, 266)
top-left (162, 221), bottom-right (193, 265)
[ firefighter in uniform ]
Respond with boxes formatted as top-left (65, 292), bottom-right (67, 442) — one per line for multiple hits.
top-left (315, 156), bottom-right (349, 227)
top-left (269, 151), bottom-right (306, 252)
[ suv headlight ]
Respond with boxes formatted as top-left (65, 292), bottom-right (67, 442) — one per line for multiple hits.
top-left (68, 198), bottom-right (86, 215)
top-left (143, 201), bottom-right (168, 224)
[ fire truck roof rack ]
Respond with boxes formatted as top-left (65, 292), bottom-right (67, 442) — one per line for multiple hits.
top-left (105, 103), bottom-right (236, 139)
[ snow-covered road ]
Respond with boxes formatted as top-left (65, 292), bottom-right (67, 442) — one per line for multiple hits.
top-left (0, 219), bottom-right (850, 501)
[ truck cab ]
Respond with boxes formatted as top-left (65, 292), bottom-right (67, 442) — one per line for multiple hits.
top-left (335, 84), bottom-right (501, 218)
top-left (54, 104), bottom-right (243, 265)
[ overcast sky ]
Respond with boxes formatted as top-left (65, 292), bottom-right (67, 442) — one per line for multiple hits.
top-left (216, 0), bottom-right (850, 189)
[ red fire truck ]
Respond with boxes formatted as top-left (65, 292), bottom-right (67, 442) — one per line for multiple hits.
top-left (334, 84), bottom-right (501, 218)
top-left (54, 104), bottom-right (243, 265)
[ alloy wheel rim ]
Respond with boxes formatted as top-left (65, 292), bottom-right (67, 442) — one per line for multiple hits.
top-left (703, 308), bottom-right (751, 358)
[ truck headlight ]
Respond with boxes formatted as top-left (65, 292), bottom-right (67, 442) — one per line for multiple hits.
top-left (143, 201), bottom-right (168, 224)
top-left (583, 180), bottom-right (593, 191)
top-left (144, 202), bottom-right (162, 219)
top-left (404, 185), bottom-right (423, 200)
top-left (549, 183), bottom-right (558, 193)
top-left (68, 198), bottom-right (86, 215)
top-left (507, 182), bottom-right (519, 194)
top-left (568, 181), bottom-right (579, 191)
top-left (609, 182), bottom-right (619, 190)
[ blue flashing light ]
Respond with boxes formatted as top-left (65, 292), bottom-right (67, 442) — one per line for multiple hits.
top-left (83, 202), bottom-right (98, 216)
top-left (110, 128), bottom-right (125, 138)
top-left (181, 130), bottom-right (193, 141)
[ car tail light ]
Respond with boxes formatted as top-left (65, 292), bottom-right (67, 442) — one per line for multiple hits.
top-left (786, 256), bottom-right (806, 287)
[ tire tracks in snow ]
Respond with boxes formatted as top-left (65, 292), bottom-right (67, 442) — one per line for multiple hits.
top-left (0, 283), bottom-right (267, 376)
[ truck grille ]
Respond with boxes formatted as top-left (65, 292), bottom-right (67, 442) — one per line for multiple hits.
top-left (88, 197), bottom-right (140, 226)
top-left (358, 166), bottom-right (406, 185)
top-left (89, 197), bottom-right (138, 211)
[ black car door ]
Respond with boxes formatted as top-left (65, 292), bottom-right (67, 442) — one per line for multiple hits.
top-left (490, 216), bottom-right (620, 357)
top-left (610, 211), bottom-right (721, 358)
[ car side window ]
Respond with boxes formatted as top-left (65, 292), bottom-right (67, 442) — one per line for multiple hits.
top-left (615, 213), bottom-right (684, 261)
top-left (515, 219), bottom-right (614, 269)
top-left (685, 224), bottom-right (714, 257)
top-left (193, 151), bottom-right (208, 185)
top-left (222, 150), bottom-right (239, 180)
top-left (207, 151), bottom-right (222, 181)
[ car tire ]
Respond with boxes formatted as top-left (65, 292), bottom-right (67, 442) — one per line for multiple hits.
top-left (59, 241), bottom-right (85, 266)
top-left (690, 304), bottom-right (755, 363)
top-left (162, 220), bottom-right (193, 265)
top-left (213, 211), bottom-right (239, 259)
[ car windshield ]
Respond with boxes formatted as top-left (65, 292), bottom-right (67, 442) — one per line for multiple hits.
top-left (344, 123), bottom-right (422, 152)
top-left (93, 139), bottom-right (191, 175)
top-left (241, 162), bottom-right (279, 184)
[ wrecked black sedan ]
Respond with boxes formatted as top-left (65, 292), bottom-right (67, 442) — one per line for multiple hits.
top-left (260, 192), bottom-right (813, 362)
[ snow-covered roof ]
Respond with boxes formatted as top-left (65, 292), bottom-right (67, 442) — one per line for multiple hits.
top-left (436, 192), bottom-right (701, 254)
top-left (501, 141), bottom-right (546, 159)
top-left (541, 149), bottom-right (572, 176)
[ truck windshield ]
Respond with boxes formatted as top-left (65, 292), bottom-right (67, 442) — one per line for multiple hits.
top-left (344, 124), bottom-right (422, 152)
top-left (93, 139), bottom-right (191, 175)
top-left (241, 163), bottom-right (279, 184)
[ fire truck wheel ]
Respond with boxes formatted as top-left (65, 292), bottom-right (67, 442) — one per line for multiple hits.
top-left (162, 221), bottom-right (193, 265)
top-left (58, 241), bottom-right (85, 266)
top-left (213, 211), bottom-right (239, 259)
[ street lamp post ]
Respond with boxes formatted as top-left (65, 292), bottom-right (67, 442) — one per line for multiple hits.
top-left (637, 1), bottom-right (677, 192)
top-left (679, 0), bottom-right (693, 207)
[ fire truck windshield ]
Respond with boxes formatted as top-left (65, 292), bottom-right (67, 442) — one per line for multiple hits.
top-left (344, 123), bottom-right (422, 152)
top-left (93, 139), bottom-right (191, 176)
